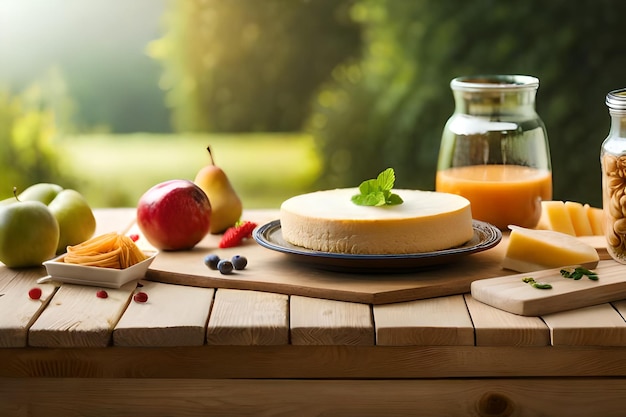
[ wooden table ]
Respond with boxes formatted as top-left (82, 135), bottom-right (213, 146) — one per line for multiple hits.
top-left (2, 209), bottom-right (626, 417)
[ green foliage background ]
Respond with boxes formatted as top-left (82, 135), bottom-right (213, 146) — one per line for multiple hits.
top-left (149, 0), bottom-right (361, 132)
top-left (0, 84), bottom-right (74, 195)
top-left (3, 0), bottom-right (626, 208)
top-left (148, 0), bottom-right (626, 207)
top-left (307, 0), bottom-right (626, 207)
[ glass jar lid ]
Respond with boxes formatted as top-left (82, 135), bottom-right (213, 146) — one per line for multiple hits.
top-left (451, 75), bottom-right (539, 92)
top-left (606, 88), bottom-right (626, 111)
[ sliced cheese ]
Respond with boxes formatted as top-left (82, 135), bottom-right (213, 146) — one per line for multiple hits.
top-left (538, 201), bottom-right (576, 236)
top-left (502, 225), bottom-right (599, 273)
top-left (537, 200), bottom-right (604, 236)
top-left (584, 204), bottom-right (604, 235)
top-left (564, 201), bottom-right (594, 236)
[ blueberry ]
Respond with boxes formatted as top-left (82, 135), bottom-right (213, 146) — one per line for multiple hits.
top-left (217, 259), bottom-right (234, 275)
top-left (204, 254), bottom-right (220, 270)
top-left (231, 255), bottom-right (248, 270)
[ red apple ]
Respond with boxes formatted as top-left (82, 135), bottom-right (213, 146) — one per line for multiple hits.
top-left (136, 179), bottom-right (211, 251)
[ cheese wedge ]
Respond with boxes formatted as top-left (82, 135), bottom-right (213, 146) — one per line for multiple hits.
top-left (537, 201), bottom-right (576, 235)
top-left (584, 204), bottom-right (604, 235)
top-left (564, 201), bottom-right (594, 236)
top-left (502, 225), bottom-right (599, 273)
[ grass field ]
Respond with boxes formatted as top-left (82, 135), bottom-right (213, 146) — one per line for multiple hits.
top-left (56, 133), bottom-right (322, 209)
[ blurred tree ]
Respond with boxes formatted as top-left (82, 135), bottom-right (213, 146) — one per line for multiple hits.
top-left (0, 84), bottom-right (73, 198)
top-left (307, 0), bottom-right (626, 206)
top-left (22, 68), bottom-right (77, 137)
top-left (149, 0), bottom-right (361, 132)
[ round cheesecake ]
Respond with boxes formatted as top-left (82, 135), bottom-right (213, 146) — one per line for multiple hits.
top-left (280, 188), bottom-right (474, 255)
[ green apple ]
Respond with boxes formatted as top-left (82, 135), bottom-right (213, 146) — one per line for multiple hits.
top-left (48, 189), bottom-right (96, 254)
top-left (17, 183), bottom-right (63, 205)
top-left (0, 183), bottom-right (63, 206)
top-left (0, 200), bottom-right (60, 268)
top-left (1, 183), bottom-right (97, 254)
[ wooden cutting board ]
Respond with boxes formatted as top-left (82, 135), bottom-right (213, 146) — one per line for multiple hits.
top-left (135, 209), bottom-right (610, 305)
top-left (471, 260), bottom-right (626, 316)
top-left (131, 210), bottom-right (510, 304)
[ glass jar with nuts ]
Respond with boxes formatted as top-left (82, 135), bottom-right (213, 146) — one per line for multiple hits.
top-left (601, 88), bottom-right (626, 263)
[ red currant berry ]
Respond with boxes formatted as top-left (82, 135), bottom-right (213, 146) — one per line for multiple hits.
top-left (96, 290), bottom-right (108, 299)
top-left (133, 291), bottom-right (148, 303)
top-left (28, 287), bottom-right (42, 300)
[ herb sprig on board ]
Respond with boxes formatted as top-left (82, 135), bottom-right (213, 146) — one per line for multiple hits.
top-left (522, 266), bottom-right (599, 290)
top-left (560, 267), bottom-right (599, 281)
top-left (522, 277), bottom-right (553, 290)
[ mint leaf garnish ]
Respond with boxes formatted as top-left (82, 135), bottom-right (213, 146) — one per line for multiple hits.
top-left (386, 193), bottom-right (404, 205)
top-left (351, 168), bottom-right (404, 206)
top-left (358, 179), bottom-right (380, 196)
top-left (376, 168), bottom-right (395, 190)
top-left (352, 191), bottom-right (386, 206)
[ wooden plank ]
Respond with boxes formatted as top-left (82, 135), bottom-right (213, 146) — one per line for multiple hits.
top-left (0, 269), bottom-right (57, 347)
top-left (206, 288), bottom-right (288, 345)
top-left (542, 303), bottom-right (626, 346)
top-left (373, 295), bottom-right (474, 346)
top-left (611, 298), bottom-right (626, 321)
top-left (28, 281), bottom-right (136, 347)
top-left (3, 377), bottom-right (626, 417)
top-left (0, 266), bottom-right (19, 290)
top-left (471, 260), bottom-right (626, 316)
top-left (113, 281), bottom-right (214, 347)
top-left (3, 345), bottom-right (626, 379)
top-left (464, 294), bottom-right (549, 346)
top-left (290, 296), bottom-right (374, 345)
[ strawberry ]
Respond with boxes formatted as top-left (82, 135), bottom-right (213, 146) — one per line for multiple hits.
top-left (219, 221), bottom-right (258, 248)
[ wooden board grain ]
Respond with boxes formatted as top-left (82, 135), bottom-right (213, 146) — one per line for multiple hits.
top-left (5, 378), bottom-right (626, 417)
top-left (290, 296), bottom-right (374, 345)
top-left (471, 260), bottom-right (626, 316)
top-left (541, 303), bottom-right (626, 346)
top-left (113, 280), bottom-right (214, 347)
top-left (135, 209), bottom-right (519, 304)
top-left (463, 294), bottom-right (549, 346)
top-left (373, 295), bottom-right (474, 346)
top-left (206, 288), bottom-right (288, 345)
top-left (123, 208), bottom-right (609, 305)
top-left (0, 268), bottom-right (57, 347)
top-left (28, 281), bottom-right (137, 347)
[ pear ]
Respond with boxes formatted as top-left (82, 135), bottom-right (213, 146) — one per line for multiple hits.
top-left (194, 146), bottom-right (243, 234)
top-left (47, 189), bottom-right (97, 254)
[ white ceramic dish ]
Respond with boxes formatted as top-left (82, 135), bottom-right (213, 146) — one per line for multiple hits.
top-left (39, 251), bottom-right (158, 288)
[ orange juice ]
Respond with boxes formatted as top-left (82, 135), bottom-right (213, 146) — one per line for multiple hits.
top-left (435, 165), bottom-right (552, 230)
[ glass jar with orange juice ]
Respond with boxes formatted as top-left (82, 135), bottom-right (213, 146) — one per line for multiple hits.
top-left (436, 75), bottom-right (552, 230)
